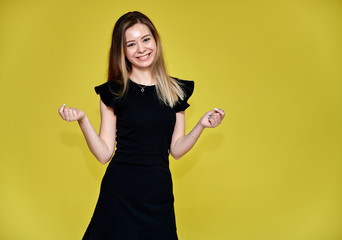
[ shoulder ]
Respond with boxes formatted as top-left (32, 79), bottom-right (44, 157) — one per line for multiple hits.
top-left (171, 77), bottom-right (195, 112)
top-left (95, 80), bottom-right (123, 95)
top-left (94, 80), bottom-right (123, 109)
top-left (172, 77), bottom-right (194, 98)
top-left (172, 77), bottom-right (194, 87)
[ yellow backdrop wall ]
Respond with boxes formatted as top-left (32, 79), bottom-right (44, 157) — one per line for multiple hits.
top-left (1, 0), bottom-right (341, 239)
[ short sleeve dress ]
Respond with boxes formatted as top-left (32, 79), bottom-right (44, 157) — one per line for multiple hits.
top-left (82, 78), bottom-right (194, 240)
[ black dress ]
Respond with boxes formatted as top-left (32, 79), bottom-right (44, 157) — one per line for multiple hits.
top-left (83, 78), bottom-right (194, 240)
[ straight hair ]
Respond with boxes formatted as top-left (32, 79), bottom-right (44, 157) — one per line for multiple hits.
top-left (107, 11), bottom-right (185, 107)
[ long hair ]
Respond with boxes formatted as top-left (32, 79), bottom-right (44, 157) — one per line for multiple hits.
top-left (107, 11), bottom-right (185, 107)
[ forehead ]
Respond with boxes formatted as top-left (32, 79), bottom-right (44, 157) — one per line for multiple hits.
top-left (125, 23), bottom-right (152, 40)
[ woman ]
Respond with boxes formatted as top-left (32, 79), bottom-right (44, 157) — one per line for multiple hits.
top-left (58, 11), bottom-right (224, 240)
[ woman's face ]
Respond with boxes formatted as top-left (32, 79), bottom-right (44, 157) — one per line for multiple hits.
top-left (124, 23), bottom-right (157, 70)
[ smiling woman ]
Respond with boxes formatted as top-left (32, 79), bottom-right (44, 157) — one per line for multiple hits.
top-left (107, 11), bottom-right (187, 108)
top-left (58, 11), bottom-right (224, 239)
top-left (125, 24), bottom-right (157, 72)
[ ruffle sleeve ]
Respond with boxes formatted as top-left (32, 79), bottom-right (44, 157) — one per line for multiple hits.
top-left (94, 81), bottom-right (123, 110)
top-left (173, 78), bottom-right (194, 112)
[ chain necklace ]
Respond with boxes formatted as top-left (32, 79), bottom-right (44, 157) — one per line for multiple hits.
top-left (130, 78), bottom-right (155, 92)
top-left (136, 83), bottom-right (146, 92)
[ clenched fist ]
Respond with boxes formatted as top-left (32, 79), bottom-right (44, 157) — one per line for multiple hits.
top-left (58, 104), bottom-right (86, 122)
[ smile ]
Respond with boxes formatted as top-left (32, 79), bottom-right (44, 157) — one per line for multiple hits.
top-left (136, 53), bottom-right (151, 61)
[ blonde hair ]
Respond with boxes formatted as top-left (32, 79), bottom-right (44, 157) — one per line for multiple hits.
top-left (107, 11), bottom-right (185, 107)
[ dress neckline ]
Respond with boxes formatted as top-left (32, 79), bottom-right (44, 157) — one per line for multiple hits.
top-left (129, 78), bottom-right (156, 87)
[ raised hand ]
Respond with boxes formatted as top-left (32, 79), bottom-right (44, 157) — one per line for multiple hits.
top-left (199, 108), bottom-right (225, 128)
top-left (58, 104), bottom-right (86, 122)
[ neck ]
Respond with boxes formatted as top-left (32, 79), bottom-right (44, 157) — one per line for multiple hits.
top-left (129, 68), bottom-right (155, 85)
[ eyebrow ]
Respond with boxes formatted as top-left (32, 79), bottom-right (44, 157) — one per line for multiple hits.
top-left (126, 34), bottom-right (152, 43)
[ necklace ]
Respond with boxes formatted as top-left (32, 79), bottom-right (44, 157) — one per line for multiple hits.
top-left (136, 83), bottom-right (146, 92)
top-left (130, 78), bottom-right (154, 92)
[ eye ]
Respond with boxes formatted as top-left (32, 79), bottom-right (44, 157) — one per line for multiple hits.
top-left (127, 42), bottom-right (135, 48)
top-left (143, 37), bottom-right (151, 43)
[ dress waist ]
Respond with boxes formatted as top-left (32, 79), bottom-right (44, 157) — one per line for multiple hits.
top-left (111, 150), bottom-right (170, 167)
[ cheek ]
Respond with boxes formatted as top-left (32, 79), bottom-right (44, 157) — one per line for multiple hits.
top-left (125, 49), bottom-right (135, 59)
top-left (150, 41), bottom-right (157, 50)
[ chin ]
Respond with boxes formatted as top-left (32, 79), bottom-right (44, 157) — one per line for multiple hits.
top-left (134, 61), bottom-right (154, 69)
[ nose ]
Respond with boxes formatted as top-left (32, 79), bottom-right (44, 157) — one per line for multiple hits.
top-left (137, 42), bottom-right (146, 53)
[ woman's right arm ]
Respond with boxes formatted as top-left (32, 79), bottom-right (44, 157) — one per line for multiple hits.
top-left (58, 100), bottom-right (116, 164)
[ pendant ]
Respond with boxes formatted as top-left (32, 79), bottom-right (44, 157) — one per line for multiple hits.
top-left (141, 88), bottom-right (145, 92)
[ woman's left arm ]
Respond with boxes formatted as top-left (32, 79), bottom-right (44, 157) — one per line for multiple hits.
top-left (170, 108), bottom-right (225, 159)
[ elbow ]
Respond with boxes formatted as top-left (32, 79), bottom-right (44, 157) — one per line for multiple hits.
top-left (99, 159), bottom-right (109, 165)
top-left (97, 157), bottom-right (109, 165)
top-left (170, 146), bottom-right (184, 160)
top-left (170, 151), bottom-right (183, 160)
top-left (94, 148), bottom-right (114, 165)
top-left (96, 154), bottom-right (112, 165)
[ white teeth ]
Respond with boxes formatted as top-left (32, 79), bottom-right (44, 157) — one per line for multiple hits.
top-left (138, 53), bottom-right (150, 60)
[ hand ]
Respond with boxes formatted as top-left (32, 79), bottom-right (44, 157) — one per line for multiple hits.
top-left (199, 108), bottom-right (225, 128)
top-left (58, 104), bottom-right (86, 122)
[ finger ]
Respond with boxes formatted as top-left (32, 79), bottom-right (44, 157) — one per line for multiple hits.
top-left (59, 104), bottom-right (66, 111)
top-left (72, 108), bottom-right (78, 119)
top-left (213, 113), bottom-right (222, 122)
top-left (58, 104), bottom-right (66, 114)
top-left (208, 117), bottom-right (213, 127)
top-left (68, 108), bottom-right (80, 121)
top-left (207, 110), bottom-right (216, 119)
top-left (212, 113), bottom-right (225, 124)
top-left (210, 113), bottom-right (220, 117)
top-left (68, 108), bottom-right (76, 121)
top-left (209, 113), bottom-right (220, 121)
top-left (62, 108), bottom-right (69, 121)
top-left (208, 117), bottom-right (218, 128)
top-left (209, 115), bottom-right (222, 127)
top-left (214, 108), bottom-right (225, 117)
top-left (64, 107), bottom-right (73, 121)
top-left (58, 104), bottom-right (67, 119)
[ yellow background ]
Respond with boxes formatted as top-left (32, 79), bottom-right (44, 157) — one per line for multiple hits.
top-left (1, 0), bottom-right (341, 239)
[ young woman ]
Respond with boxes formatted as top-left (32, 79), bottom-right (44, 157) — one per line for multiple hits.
top-left (58, 11), bottom-right (224, 240)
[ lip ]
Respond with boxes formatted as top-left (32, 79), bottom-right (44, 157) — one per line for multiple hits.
top-left (136, 52), bottom-right (152, 61)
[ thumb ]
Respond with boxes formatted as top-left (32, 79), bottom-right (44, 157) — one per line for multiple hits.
top-left (207, 109), bottom-right (217, 119)
top-left (58, 104), bottom-right (66, 113)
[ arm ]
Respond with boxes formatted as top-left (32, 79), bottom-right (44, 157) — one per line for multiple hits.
top-left (170, 108), bottom-right (225, 159)
top-left (58, 100), bottom-right (116, 164)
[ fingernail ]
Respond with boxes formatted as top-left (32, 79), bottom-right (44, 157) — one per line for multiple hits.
top-left (208, 113), bottom-right (212, 119)
top-left (214, 108), bottom-right (218, 111)
top-left (63, 104), bottom-right (66, 106)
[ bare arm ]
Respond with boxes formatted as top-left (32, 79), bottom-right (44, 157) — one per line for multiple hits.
top-left (58, 100), bottom-right (116, 164)
top-left (170, 108), bottom-right (225, 159)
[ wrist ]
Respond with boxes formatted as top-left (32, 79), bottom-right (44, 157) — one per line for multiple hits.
top-left (195, 121), bottom-right (205, 133)
top-left (77, 114), bottom-right (88, 125)
top-left (197, 119), bottom-right (206, 129)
